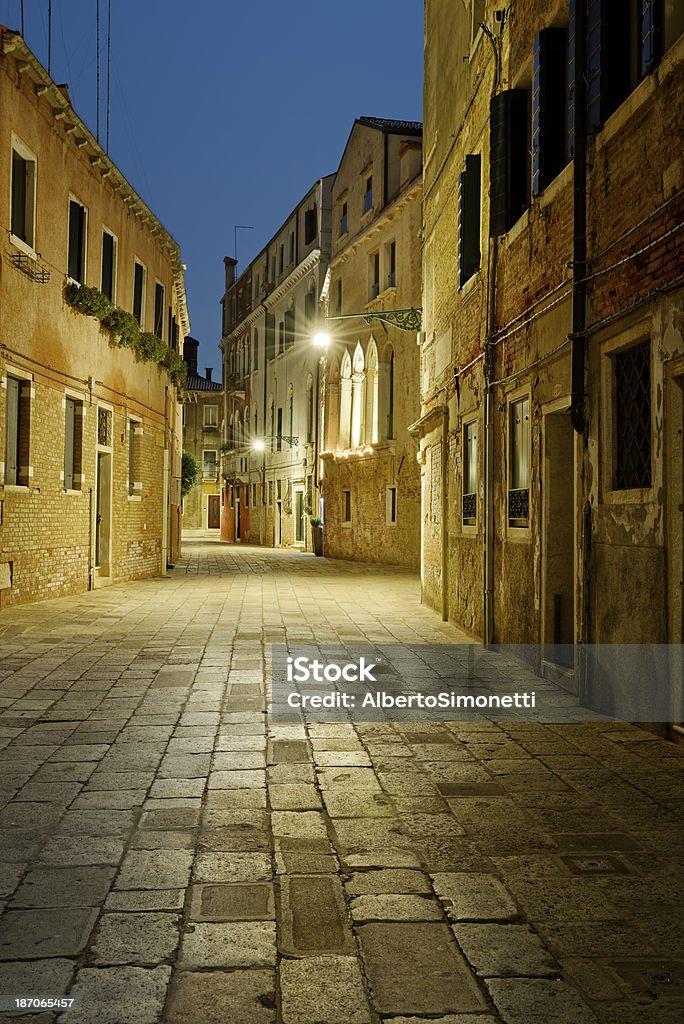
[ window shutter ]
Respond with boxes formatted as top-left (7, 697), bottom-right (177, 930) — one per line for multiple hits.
top-left (489, 90), bottom-right (529, 237)
top-left (586, 0), bottom-right (604, 133)
top-left (266, 313), bottom-right (275, 361)
top-left (641, 0), bottom-right (662, 77)
top-left (5, 377), bottom-right (20, 485)
top-left (304, 207), bottom-right (317, 245)
top-left (11, 152), bottom-right (27, 241)
top-left (101, 233), bottom-right (114, 299)
top-left (567, 0), bottom-right (576, 160)
top-left (68, 201), bottom-right (85, 281)
top-left (64, 398), bottom-right (75, 490)
top-left (533, 29), bottom-right (569, 196)
top-left (458, 155), bottom-right (481, 287)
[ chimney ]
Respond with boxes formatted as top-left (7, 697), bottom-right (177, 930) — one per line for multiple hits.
top-left (224, 256), bottom-right (238, 290)
top-left (183, 337), bottom-right (198, 376)
top-left (205, 367), bottom-right (212, 382)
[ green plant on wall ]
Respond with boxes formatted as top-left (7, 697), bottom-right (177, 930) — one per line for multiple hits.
top-left (181, 452), bottom-right (201, 497)
top-left (64, 283), bottom-right (187, 386)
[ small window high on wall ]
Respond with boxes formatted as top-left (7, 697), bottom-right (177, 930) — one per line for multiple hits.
top-left (68, 198), bottom-right (87, 283)
top-left (11, 138), bottom-right (36, 250)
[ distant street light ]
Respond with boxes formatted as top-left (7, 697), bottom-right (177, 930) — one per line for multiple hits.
top-left (312, 331), bottom-right (331, 349)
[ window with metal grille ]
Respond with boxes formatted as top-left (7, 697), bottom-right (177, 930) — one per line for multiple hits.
top-left (614, 340), bottom-right (651, 489)
top-left (463, 419), bottom-right (478, 525)
top-left (509, 396), bottom-right (530, 526)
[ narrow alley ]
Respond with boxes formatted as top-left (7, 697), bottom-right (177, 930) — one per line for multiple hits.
top-left (0, 541), bottom-right (682, 1024)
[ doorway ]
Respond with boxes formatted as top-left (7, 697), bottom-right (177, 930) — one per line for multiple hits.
top-left (95, 451), bottom-right (112, 576)
top-left (207, 494), bottom-right (220, 529)
top-left (295, 488), bottom-right (304, 544)
top-left (542, 408), bottom-right (575, 676)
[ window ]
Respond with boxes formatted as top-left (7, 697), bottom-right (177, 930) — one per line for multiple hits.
top-left (364, 174), bottom-right (373, 213)
top-left (369, 251), bottom-right (380, 300)
top-left (4, 375), bottom-right (31, 487)
top-left (252, 482), bottom-right (257, 506)
top-left (489, 90), bottom-right (529, 236)
top-left (154, 283), bottom-right (165, 338)
top-left (276, 408), bottom-right (283, 450)
top-left (279, 244), bottom-right (284, 273)
top-left (614, 340), bottom-right (651, 489)
top-left (203, 450), bottom-right (217, 479)
top-left (284, 307), bottom-right (295, 348)
top-left (63, 397), bottom-right (83, 491)
top-left (101, 229), bottom-right (117, 301)
top-left (342, 489), bottom-right (352, 524)
top-left (68, 198), bottom-right (87, 283)
top-left (133, 260), bottom-right (146, 326)
top-left (307, 375), bottom-right (314, 442)
top-left (532, 29), bottom-right (569, 195)
top-left (230, 485), bottom-right (234, 509)
top-left (289, 232), bottom-right (295, 263)
top-left (268, 480), bottom-right (274, 505)
top-left (278, 322), bottom-right (285, 355)
top-left (386, 240), bottom-right (396, 289)
top-left (509, 397), bottom-right (530, 527)
top-left (304, 290), bottom-right (316, 322)
top-left (245, 483), bottom-right (249, 508)
top-left (204, 405), bottom-right (218, 427)
top-left (304, 206), bottom-right (317, 245)
top-left (459, 155), bottom-right (481, 286)
top-left (339, 200), bottom-right (348, 236)
top-left (10, 138), bottom-right (36, 250)
top-left (335, 278), bottom-right (343, 314)
top-left (266, 314), bottom-right (276, 361)
top-left (463, 420), bottom-right (478, 525)
top-left (253, 328), bottom-right (259, 370)
top-left (386, 484), bottom-right (397, 525)
top-left (128, 419), bottom-right (142, 496)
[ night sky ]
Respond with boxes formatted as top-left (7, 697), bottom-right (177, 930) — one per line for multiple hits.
top-left (1, 0), bottom-right (424, 375)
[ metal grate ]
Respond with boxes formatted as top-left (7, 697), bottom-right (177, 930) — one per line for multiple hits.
top-left (9, 251), bottom-right (50, 283)
top-left (508, 487), bottom-right (529, 523)
top-left (615, 340), bottom-right (651, 489)
top-left (97, 408), bottom-right (112, 447)
top-left (462, 492), bottom-right (476, 523)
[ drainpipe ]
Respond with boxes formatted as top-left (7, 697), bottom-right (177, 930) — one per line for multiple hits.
top-left (481, 21), bottom-right (501, 646)
top-left (441, 407), bottom-right (449, 621)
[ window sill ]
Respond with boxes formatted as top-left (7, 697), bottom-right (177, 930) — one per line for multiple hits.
top-left (342, 521), bottom-right (352, 528)
top-left (506, 524), bottom-right (532, 542)
top-left (2, 484), bottom-right (30, 493)
top-left (458, 271), bottom-right (480, 296)
top-left (63, 488), bottom-right (83, 496)
top-left (601, 486), bottom-right (654, 506)
top-left (128, 494), bottom-right (142, 503)
top-left (462, 523), bottom-right (478, 535)
top-left (9, 234), bottom-right (37, 259)
top-left (538, 161), bottom-right (573, 210)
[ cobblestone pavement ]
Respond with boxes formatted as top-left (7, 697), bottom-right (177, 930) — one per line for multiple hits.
top-left (0, 540), bottom-right (683, 1024)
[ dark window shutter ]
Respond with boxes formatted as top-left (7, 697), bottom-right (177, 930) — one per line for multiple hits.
top-left (586, 0), bottom-right (604, 133)
top-left (5, 377), bottom-right (20, 485)
top-left (568, 0), bottom-right (576, 160)
top-left (11, 152), bottom-right (27, 240)
top-left (68, 201), bottom-right (85, 282)
top-left (304, 207), bottom-right (317, 245)
top-left (458, 155), bottom-right (481, 287)
top-left (154, 284), bottom-right (164, 338)
top-left (266, 313), bottom-right (275, 361)
top-left (533, 28), bottom-right (569, 196)
top-left (641, 0), bottom-right (662, 77)
top-left (64, 398), bottom-right (75, 490)
top-left (101, 233), bottom-right (114, 299)
top-left (489, 90), bottom-right (529, 237)
top-left (133, 263), bottom-right (144, 323)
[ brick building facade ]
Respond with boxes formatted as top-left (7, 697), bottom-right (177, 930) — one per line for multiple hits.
top-left (0, 29), bottom-right (188, 607)
top-left (181, 339), bottom-right (223, 532)
top-left (419, 1), bottom-right (683, 717)
top-left (320, 118), bottom-right (423, 569)
top-left (220, 178), bottom-right (334, 548)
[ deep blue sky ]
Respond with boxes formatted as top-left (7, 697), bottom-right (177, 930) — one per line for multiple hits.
top-left (2, 0), bottom-right (423, 375)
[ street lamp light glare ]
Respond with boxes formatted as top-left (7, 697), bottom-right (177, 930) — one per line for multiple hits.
top-left (252, 439), bottom-right (265, 452)
top-left (313, 331), bottom-right (331, 349)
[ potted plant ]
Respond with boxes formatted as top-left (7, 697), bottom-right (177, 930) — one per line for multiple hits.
top-left (310, 516), bottom-right (323, 557)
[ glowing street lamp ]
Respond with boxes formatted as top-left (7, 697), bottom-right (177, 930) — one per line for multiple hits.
top-left (252, 439), bottom-right (265, 452)
top-left (312, 331), bottom-right (331, 349)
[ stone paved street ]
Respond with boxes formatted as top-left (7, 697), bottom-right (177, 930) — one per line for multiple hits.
top-left (0, 540), bottom-right (683, 1024)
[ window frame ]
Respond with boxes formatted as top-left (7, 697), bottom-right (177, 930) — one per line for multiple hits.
top-left (386, 484), bottom-right (397, 525)
top-left (128, 416), bottom-right (143, 499)
top-left (202, 448), bottom-right (218, 480)
top-left (10, 134), bottom-right (37, 256)
top-left (342, 488), bottom-right (352, 526)
top-left (67, 194), bottom-right (88, 285)
top-left (133, 258), bottom-right (147, 327)
top-left (507, 389), bottom-right (532, 534)
top-left (462, 416), bottom-right (478, 529)
top-left (154, 281), bottom-right (165, 339)
top-left (203, 404), bottom-right (219, 428)
top-left (63, 392), bottom-right (84, 493)
top-left (101, 227), bottom-right (118, 302)
top-left (3, 367), bottom-right (33, 488)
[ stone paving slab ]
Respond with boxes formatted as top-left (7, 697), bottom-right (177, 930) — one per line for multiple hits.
top-left (0, 541), bottom-right (682, 1024)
